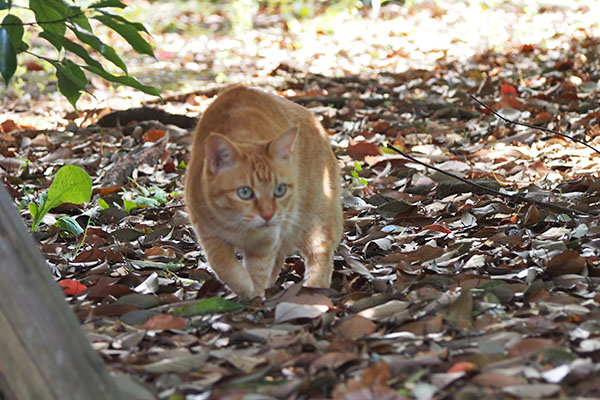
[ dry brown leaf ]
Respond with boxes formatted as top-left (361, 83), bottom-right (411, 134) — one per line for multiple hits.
top-left (309, 352), bottom-right (362, 374)
top-left (347, 141), bottom-right (381, 160)
top-left (144, 245), bottom-right (177, 259)
top-left (141, 314), bottom-right (186, 330)
top-left (546, 249), bottom-right (586, 277)
top-left (333, 315), bottom-right (377, 341)
top-left (471, 372), bottom-right (522, 388)
top-left (508, 338), bottom-right (562, 358)
top-left (142, 128), bottom-right (167, 142)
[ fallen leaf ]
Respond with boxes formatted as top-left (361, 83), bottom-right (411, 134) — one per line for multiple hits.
top-left (145, 245), bottom-right (177, 259)
top-left (471, 372), bottom-right (522, 388)
top-left (447, 361), bottom-right (477, 373)
top-left (546, 249), bottom-right (586, 277)
top-left (142, 128), bottom-right (167, 143)
top-left (141, 314), bottom-right (186, 330)
top-left (171, 297), bottom-right (245, 317)
top-left (500, 84), bottom-right (518, 96)
top-left (58, 279), bottom-right (87, 295)
top-left (333, 315), bottom-right (377, 340)
top-left (85, 283), bottom-right (132, 300)
top-left (358, 300), bottom-right (410, 321)
top-left (274, 302), bottom-right (330, 323)
top-left (309, 352), bottom-right (362, 374)
top-left (347, 141), bottom-right (381, 160)
top-left (508, 338), bottom-right (561, 358)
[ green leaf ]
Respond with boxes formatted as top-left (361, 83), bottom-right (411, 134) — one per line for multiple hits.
top-left (83, 64), bottom-right (161, 97)
top-left (96, 10), bottom-right (149, 34)
top-left (2, 15), bottom-right (23, 51)
top-left (57, 216), bottom-right (84, 236)
top-left (134, 196), bottom-right (159, 207)
top-left (0, 27), bottom-right (16, 85)
top-left (89, 0), bottom-right (126, 8)
top-left (123, 199), bottom-right (137, 212)
top-left (0, 1), bottom-right (10, 10)
top-left (54, 59), bottom-right (88, 109)
top-left (39, 30), bottom-right (64, 51)
top-left (62, 38), bottom-right (103, 69)
top-left (150, 188), bottom-right (168, 203)
top-left (69, 6), bottom-right (93, 32)
top-left (46, 165), bottom-right (92, 210)
top-left (177, 161), bottom-right (187, 169)
top-left (93, 14), bottom-right (154, 57)
top-left (70, 26), bottom-right (127, 73)
top-left (28, 202), bottom-right (38, 218)
top-left (30, 166), bottom-right (91, 231)
top-left (29, 0), bottom-right (67, 36)
top-left (98, 198), bottom-right (109, 210)
top-left (171, 297), bottom-right (245, 317)
top-left (31, 193), bottom-right (48, 231)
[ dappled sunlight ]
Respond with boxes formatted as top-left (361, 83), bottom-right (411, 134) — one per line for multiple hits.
top-left (322, 162), bottom-right (332, 199)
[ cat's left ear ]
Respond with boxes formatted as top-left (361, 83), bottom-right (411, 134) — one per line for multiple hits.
top-left (269, 126), bottom-right (298, 161)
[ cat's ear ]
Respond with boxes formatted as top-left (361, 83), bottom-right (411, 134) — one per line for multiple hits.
top-left (205, 133), bottom-right (240, 174)
top-left (269, 126), bottom-right (298, 161)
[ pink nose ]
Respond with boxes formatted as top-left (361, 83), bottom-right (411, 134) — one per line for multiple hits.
top-left (261, 212), bottom-right (273, 222)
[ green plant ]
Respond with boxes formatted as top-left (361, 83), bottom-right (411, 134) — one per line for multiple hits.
top-left (28, 164), bottom-right (92, 231)
top-left (0, 0), bottom-right (160, 108)
top-left (102, 179), bottom-right (172, 213)
top-left (56, 215), bottom-right (84, 236)
top-left (351, 161), bottom-right (368, 186)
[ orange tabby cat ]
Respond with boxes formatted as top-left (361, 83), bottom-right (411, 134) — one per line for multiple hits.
top-left (185, 84), bottom-right (342, 299)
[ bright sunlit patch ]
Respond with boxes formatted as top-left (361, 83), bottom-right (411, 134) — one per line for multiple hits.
top-left (322, 165), bottom-right (332, 199)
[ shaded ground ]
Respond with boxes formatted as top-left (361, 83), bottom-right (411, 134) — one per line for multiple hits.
top-left (2, 1), bottom-right (600, 399)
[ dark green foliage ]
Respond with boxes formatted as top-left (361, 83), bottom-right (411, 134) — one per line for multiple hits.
top-left (0, 0), bottom-right (160, 108)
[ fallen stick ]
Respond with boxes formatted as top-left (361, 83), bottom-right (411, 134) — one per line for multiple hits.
top-left (386, 143), bottom-right (593, 217)
top-left (470, 95), bottom-right (600, 155)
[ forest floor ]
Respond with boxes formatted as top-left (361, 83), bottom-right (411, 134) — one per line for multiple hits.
top-left (2, 1), bottom-right (600, 399)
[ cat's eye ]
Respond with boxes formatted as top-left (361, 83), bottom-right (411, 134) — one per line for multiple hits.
top-left (273, 184), bottom-right (287, 198)
top-left (237, 186), bottom-right (254, 200)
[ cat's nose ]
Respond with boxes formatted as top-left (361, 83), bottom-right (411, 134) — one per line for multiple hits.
top-left (260, 212), bottom-right (274, 222)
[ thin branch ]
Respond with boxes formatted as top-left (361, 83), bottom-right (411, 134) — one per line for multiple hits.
top-left (23, 50), bottom-right (59, 64)
top-left (386, 143), bottom-right (593, 217)
top-left (470, 95), bottom-right (600, 154)
top-left (0, 12), bottom-right (85, 27)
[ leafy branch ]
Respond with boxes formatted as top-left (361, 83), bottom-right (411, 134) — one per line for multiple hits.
top-left (0, 0), bottom-right (161, 108)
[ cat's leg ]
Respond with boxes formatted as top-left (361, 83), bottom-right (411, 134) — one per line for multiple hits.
top-left (202, 236), bottom-right (255, 298)
top-left (303, 248), bottom-right (334, 288)
top-left (303, 202), bottom-right (342, 288)
top-left (243, 252), bottom-right (278, 297)
top-left (302, 231), bottom-right (336, 288)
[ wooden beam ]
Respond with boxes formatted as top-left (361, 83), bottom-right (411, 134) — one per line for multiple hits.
top-left (0, 184), bottom-right (123, 400)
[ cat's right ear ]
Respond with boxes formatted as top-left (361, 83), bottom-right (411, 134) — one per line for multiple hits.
top-left (205, 133), bottom-right (239, 174)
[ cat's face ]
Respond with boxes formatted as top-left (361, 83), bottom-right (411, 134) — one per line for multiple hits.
top-left (203, 127), bottom-right (297, 230)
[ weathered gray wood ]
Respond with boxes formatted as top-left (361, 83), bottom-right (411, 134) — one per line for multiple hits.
top-left (0, 184), bottom-right (123, 400)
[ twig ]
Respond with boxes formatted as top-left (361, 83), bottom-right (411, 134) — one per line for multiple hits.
top-left (386, 143), bottom-right (593, 217)
top-left (0, 12), bottom-right (85, 27)
top-left (470, 95), bottom-right (600, 155)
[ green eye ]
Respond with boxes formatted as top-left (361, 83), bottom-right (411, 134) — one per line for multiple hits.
top-left (237, 186), bottom-right (254, 200)
top-left (273, 183), bottom-right (287, 198)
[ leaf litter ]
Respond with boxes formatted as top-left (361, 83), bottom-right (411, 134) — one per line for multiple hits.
top-left (2, 1), bottom-right (600, 399)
